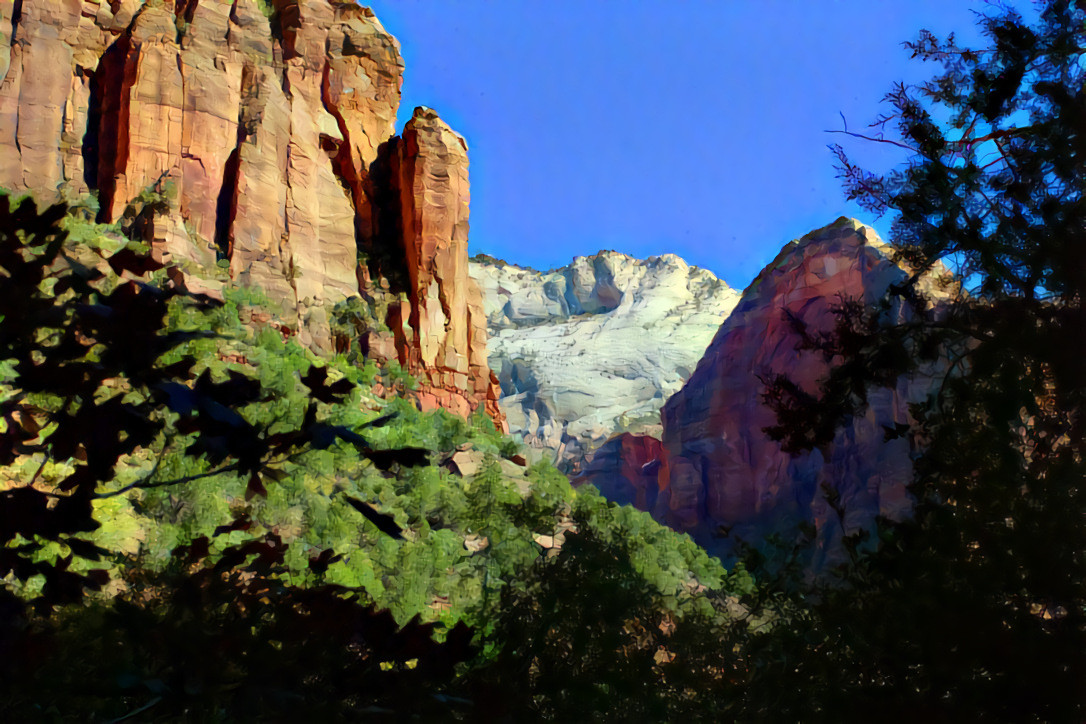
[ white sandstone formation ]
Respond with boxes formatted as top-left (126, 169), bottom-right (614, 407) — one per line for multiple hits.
top-left (469, 251), bottom-right (740, 471)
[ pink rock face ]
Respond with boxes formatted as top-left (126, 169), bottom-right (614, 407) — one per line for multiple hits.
top-left (581, 219), bottom-right (947, 570)
top-left (575, 433), bottom-right (665, 511)
top-left (0, 0), bottom-right (111, 199)
top-left (0, 0), bottom-right (504, 428)
top-left (1, 0), bottom-right (394, 312)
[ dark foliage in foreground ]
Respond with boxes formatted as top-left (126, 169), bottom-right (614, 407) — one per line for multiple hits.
top-left (2, 535), bottom-right (474, 721)
top-left (758, 1), bottom-right (1086, 720)
top-left (473, 521), bottom-right (748, 721)
top-left (0, 195), bottom-right (474, 720)
top-left (0, 195), bottom-right (750, 720)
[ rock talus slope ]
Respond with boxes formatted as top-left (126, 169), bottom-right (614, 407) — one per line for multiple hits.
top-left (471, 251), bottom-right (739, 469)
top-left (580, 219), bottom-right (952, 569)
top-left (0, 0), bottom-right (503, 426)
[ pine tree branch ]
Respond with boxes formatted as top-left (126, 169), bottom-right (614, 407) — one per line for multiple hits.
top-left (94, 461), bottom-right (242, 498)
top-left (824, 128), bottom-right (920, 154)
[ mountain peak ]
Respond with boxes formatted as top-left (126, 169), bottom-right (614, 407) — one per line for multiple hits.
top-left (580, 219), bottom-right (955, 569)
top-left (470, 249), bottom-right (739, 471)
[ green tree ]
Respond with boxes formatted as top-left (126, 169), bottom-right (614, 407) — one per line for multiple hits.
top-left (759, 2), bottom-right (1086, 720)
top-left (470, 488), bottom-right (755, 720)
top-left (0, 195), bottom-right (473, 720)
top-left (0, 194), bottom-right (757, 720)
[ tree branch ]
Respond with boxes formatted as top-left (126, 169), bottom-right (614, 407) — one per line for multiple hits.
top-left (94, 461), bottom-right (242, 498)
top-left (946, 126), bottom-right (1033, 151)
top-left (824, 128), bottom-right (921, 154)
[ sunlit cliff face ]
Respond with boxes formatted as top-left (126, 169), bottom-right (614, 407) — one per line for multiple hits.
top-left (0, 0), bottom-right (504, 426)
top-left (470, 250), bottom-right (739, 471)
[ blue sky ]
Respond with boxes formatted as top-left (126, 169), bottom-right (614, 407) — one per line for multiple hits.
top-left (364, 1), bottom-right (1034, 288)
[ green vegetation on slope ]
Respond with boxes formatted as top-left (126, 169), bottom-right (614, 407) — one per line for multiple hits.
top-left (0, 192), bottom-right (753, 721)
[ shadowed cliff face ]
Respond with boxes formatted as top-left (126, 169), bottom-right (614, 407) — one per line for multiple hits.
top-left (0, 0), bottom-right (503, 427)
top-left (579, 219), bottom-right (954, 570)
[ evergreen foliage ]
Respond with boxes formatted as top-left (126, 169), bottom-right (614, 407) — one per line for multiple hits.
top-left (755, 2), bottom-right (1086, 719)
top-left (472, 487), bottom-right (755, 720)
top-left (0, 193), bottom-right (751, 719)
top-left (4, 2), bottom-right (1074, 717)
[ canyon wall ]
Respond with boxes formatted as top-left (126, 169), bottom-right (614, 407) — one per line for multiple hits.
top-left (579, 219), bottom-right (953, 570)
top-left (470, 251), bottom-right (738, 470)
top-left (0, 0), bottom-right (503, 426)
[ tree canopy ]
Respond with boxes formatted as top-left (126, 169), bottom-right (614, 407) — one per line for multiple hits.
top-left (758, 1), bottom-right (1086, 719)
top-left (0, 193), bottom-right (755, 720)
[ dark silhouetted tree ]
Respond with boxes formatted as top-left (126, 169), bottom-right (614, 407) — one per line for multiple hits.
top-left (757, 2), bottom-right (1086, 720)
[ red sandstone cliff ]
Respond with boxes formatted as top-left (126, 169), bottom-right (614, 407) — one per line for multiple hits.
top-left (576, 433), bottom-right (664, 511)
top-left (580, 218), bottom-right (952, 569)
top-left (0, 0), bottom-right (504, 427)
top-left (380, 107), bottom-right (503, 422)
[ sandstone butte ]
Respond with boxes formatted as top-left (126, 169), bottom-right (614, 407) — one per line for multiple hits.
top-left (578, 218), bottom-right (955, 571)
top-left (0, 0), bottom-right (504, 427)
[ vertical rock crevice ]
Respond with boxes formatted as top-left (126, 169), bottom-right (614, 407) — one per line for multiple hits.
top-left (4, 0), bottom-right (23, 79)
top-left (363, 136), bottom-right (410, 294)
top-left (0, 0), bottom-right (24, 85)
top-left (319, 58), bottom-right (366, 228)
top-left (173, 0), bottom-right (199, 43)
top-left (82, 64), bottom-right (103, 195)
top-left (10, 0), bottom-right (22, 39)
top-left (93, 34), bottom-right (134, 222)
top-left (214, 143), bottom-right (242, 258)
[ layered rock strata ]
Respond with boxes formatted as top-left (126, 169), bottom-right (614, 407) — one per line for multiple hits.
top-left (579, 219), bottom-right (953, 570)
top-left (0, 0), bottom-right (503, 426)
top-left (470, 251), bottom-right (739, 469)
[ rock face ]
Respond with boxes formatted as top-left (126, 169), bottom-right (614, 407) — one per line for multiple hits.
top-left (380, 108), bottom-right (504, 423)
top-left (576, 433), bottom-right (664, 511)
top-left (580, 219), bottom-right (951, 570)
top-left (0, 0), bottom-right (502, 426)
top-left (470, 251), bottom-right (739, 470)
